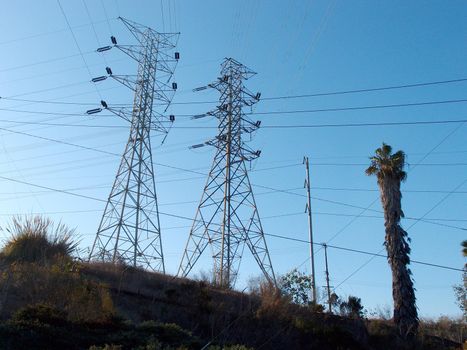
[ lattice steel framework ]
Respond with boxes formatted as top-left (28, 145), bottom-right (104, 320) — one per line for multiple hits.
top-left (178, 58), bottom-right (276, 287)
top-left (88, 17), bottom-right (179, 272)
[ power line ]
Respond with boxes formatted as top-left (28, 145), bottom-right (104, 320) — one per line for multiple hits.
top-left (0, 171), bottom-right (463, 274)
top-left (0, 124), bottom-right (464, 232)
top-left (1, 110), bottom-right (467, 130)
top-left (57, 0), bottom-right (103, 100)
top-left (262, 232), bottom-right (464, 272)
top-left (0, 18), bottom-right (114, 47)
top-left (3, 75), bottom-right (467, 106)
top-left (0, 51), bottom-right (97, 74)
top-left (3, 81), bottom-right (91, 99)
top-left (333, 177), bottom-right (467, 290)
top-left (246, 98), bottom-right (467, 116)
top-left (310, 185), bottom-right (467, 194)
top-left (261, 77), bottom-right (467, 101)
top-left (320, 119), bottom-right (466, 254)
top-left (0, 97), bottom-right (128, 107)
top-left (100, 0), bottom-right (114, 34)
top-left (1, 172), bottom-right (461, 275)
top-left (173, 77), bottom-right (467, 105)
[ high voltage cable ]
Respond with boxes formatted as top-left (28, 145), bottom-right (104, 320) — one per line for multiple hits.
top-left (333, 176), bottom-right (467, 290)
top-left (310, 186), bottom-right (467, 194)
top-left (251, 184), bottom-right (466, 231)
top-left (2, 81), bottom-right (92, 99)
top-left (0, 112), bottom-right (467, 130)
top-left (173, 77), bottom-right (467, 105)
top-left (230, 98), bottom-right (467, 116)
top-left (1, 97), bottom-right (129, 107)
top-left (0, 126), bottom-right (464, 231)
top-left (0, 56), bottom-right (126, 88)
top-left (319, 120), bottom-right (466, 250)
top-left (3, 97), bottom-right (467, 114)
top-left (0, 51), bottom-right (97, 73)
top-left (3, 75), bottom-right (467, 106)
top-left (263, 233), bottom-right (464, 272)
top-left (57, 0), bottom-right (103, 100)
top-left (0, 18), bottom-right (115, 47)
top-left (261, 77), bottom-right (467, 101)
top-left (0, 122), bottom-right (462, 187)
top-left (0, 173), bottom-right (461, 274)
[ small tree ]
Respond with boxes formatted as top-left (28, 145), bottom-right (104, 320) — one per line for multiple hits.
top-left (339, 296), bottom-right (364, 319)
top-left (280, 269), bottom-right (313, 305)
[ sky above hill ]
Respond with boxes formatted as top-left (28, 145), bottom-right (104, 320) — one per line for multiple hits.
top-left (0, 0), bottom-right (465, 318)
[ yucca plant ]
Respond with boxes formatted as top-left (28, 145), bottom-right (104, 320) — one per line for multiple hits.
top-left (0, 216), bottom-right (78, 264)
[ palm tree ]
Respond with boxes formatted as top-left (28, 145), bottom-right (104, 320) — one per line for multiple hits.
top-left (366, 143), bottom-right (418, 338)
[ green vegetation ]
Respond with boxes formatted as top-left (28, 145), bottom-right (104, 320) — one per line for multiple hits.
top-left (279, 269), bottom-right (313, 305)
top-left (339, 296), bottom-right (365, 319)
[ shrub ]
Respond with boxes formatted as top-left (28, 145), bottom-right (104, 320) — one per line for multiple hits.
top-left (4, 262), bottom-right (115, 322)
top-left (12, 304), bottom-right (67, 327)
top-left (339, 296), bottom-right (365, 319)
top-left (0, 216), bottom-right (78, 265)
top-left (252, 278), bottom-right (290, 318)
top-left (280, 269), bottom-right (312, 305)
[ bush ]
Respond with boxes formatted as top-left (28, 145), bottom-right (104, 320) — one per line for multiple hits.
top-left (12, 304), bottom-right (67, 327)
top-left (3, 262), bottom-right (115, 322)
top-left (280, 269), bottom-right (312, 305)
top-left (0, 216), bottom-right (78, 265)
top-left (137, 321), bottom-right (197, 346)
top-left (339, 296), bottom-right (365, 319)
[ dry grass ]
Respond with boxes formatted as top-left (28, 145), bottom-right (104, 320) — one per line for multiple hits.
top-left (0, 216), bottom-right (78, 265)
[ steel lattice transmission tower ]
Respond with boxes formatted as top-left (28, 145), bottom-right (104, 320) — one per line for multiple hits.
top-left (178, 58), bottom-right (276, 287)
top-left (88, 17), bottom-right (180, 272)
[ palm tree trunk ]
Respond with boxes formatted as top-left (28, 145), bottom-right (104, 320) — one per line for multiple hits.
top-left (378, 176), bottom-right (419, 337)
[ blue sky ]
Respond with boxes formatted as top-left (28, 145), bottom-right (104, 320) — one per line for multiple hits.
top-left (0, 0), bottom-right (466, 318)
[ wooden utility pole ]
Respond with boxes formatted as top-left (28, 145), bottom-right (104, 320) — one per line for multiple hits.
top-left (304, 156), bottom-right (317, 303)
top-left (324, 243), bottom-right (332, 313)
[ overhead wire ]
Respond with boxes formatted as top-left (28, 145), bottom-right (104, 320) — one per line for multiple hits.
top-left (0, 172), bottom-right (462, 274)
top-left (0, 18), bottom-right (114, 47)
top-left (0, 120), bottom-right (463, 230)
top-left (57, 0), bottom-right (103, 100)
top-left (100, 0), bottom-right (114, 34)
top-left (1, 108), bottom-right (467, 130)
top-left (334, 123), bottom-right (467, 290)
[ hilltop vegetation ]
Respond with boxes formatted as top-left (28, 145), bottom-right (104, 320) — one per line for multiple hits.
top-left (0, 217), bottom-right (463, 349)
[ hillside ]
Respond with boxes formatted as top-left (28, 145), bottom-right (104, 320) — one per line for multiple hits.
top-left (0, 258), bottom-right (462, 350)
